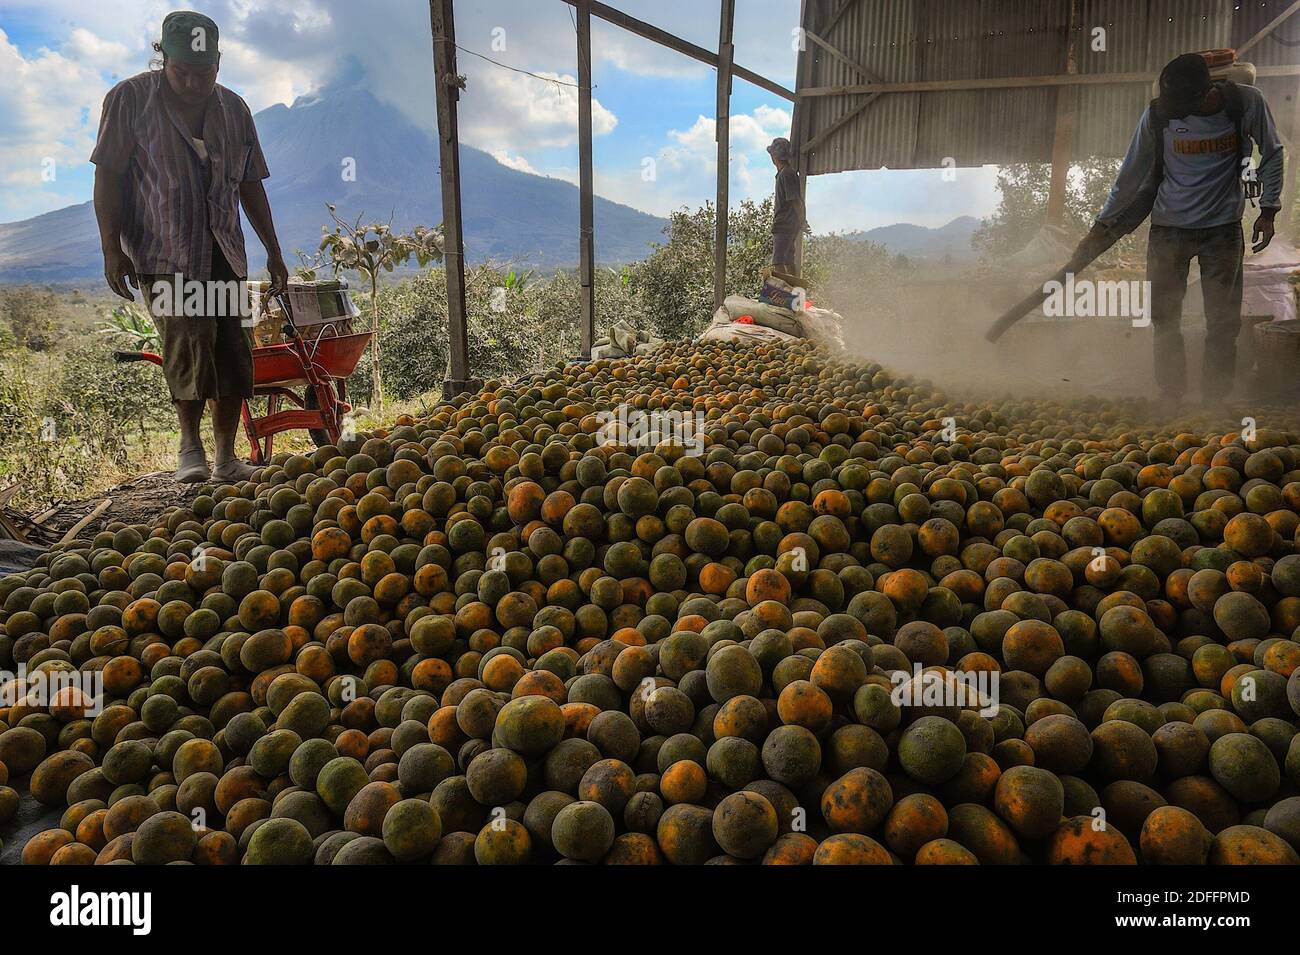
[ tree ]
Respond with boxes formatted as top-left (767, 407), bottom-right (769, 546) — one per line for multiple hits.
top-left (0, 285), bottom-right (59, 351)
top-left (628, 198), bottom-right (825, 340)
top-left (308, 206), bottom-right (444, 411)
top-left (971, 157), bottom-right (1144, 266)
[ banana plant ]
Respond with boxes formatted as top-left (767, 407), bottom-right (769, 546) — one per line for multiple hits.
top-left (96, 302), bottom-right (160, 351)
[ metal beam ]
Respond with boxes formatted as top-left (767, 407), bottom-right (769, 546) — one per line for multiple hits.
top-left (559, 0), bottom-right (793, 100)
top-left (576, 0), bottom-right (595, 359)
top-left (1238, 0), bottom-right (1300, 57)
top-left (714, 0), bottom-right (734, 310)
top-left (430, 0), bottom-right (476, 397)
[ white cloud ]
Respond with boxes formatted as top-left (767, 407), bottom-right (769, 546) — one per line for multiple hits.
top-left (0, 29), bottom-right (110, 206)
top-left (489, 149), bottom-right (541, 175)
top-left (660, 108), bottom-right (788, 171)
top-left (65, 28), bottom-right (131, 72)
top-left (752, 104), bottom-right (792, 135)
top-left (461, 66), bottom-right (617, 153)
top-left (217, 37), bottom-right (320, 112)
top-left (589, 23), bottom-right (708, 81)
top-left (589, 105), bottom-right (791, 218)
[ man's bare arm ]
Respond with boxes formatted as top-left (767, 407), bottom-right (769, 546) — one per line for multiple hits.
top-left (239, 180), bottom-right (288, 292)
top-left (94, 166), bottom-right (137, 300)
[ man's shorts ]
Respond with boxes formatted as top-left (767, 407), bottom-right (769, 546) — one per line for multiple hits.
top-left (141, 241), bottom-right (254, 401)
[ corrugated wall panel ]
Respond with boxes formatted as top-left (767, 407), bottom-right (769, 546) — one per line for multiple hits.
top-left (800, 0), bottom-right (1268, 174)
top-left (804, 0), bottom-right (918, 171)
top-left (1232, 0), bottom-right (1300, 143)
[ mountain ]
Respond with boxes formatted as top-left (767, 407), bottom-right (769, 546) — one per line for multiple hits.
top-left (845, 216), bottom-right (980, 262)
top-left (0, 82), bottom-right (668, 284)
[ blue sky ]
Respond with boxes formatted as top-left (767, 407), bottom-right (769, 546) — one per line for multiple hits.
top-left (0, 0), bottom-right (1000, 230)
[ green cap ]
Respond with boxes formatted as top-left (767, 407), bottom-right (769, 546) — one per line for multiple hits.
top-left (160, 11), bottom-right (220, 65)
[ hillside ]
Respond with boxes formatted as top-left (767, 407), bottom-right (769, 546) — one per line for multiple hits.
top-left (846, 216), bottom-right (980, 262)
top-left (0, 82), bottom-right (667, 284)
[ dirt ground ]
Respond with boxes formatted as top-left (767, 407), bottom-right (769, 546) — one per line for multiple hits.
top-left (2, 472), bottom-right (200, 571)
top-left (40, 472), bottom-right (201, 540)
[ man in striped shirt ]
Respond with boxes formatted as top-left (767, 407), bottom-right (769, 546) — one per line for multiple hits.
top-left (92, 10), bottom-right (288, 483)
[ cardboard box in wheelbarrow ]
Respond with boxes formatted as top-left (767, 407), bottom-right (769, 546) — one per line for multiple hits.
top-left (246, 278), bottom-right (359, 346)
top-left (699, 293), bottom-right (844, 349)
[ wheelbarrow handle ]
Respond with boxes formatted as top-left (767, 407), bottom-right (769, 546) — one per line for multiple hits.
top-left (257, 287), bottom-right (302, 342)
top-left (113, 350), bottom-right (163, 366)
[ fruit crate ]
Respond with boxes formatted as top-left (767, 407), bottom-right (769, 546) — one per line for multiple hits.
top-left (247, 279), bottom-right (359, 346)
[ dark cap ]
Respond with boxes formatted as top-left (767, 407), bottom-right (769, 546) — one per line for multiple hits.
top-left (1158, 53), bottom-right (1212, 117)
top-left (160, 11), bottom-right (220, 65)
top-left (767, 137), bottom-right (793, 162)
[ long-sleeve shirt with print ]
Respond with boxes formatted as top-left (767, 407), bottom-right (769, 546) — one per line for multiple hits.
top-left (1096, 83), bottom-right (1283, 231)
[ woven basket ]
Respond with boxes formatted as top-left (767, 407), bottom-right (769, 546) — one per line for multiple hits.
top-left (1253, 320), bottom-right (1300, 393)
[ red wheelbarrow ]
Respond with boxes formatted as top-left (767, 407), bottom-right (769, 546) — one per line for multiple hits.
top-left (114, 292), bottom-right (371, 464)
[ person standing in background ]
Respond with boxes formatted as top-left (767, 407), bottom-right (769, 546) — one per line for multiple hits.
top-left (768, 137), bottom-right (806, 280)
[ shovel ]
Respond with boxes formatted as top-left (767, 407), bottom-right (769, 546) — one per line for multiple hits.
top-left (984, 186), bottom-right (1156, 344)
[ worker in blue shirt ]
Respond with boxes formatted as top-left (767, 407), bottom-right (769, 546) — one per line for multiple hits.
top-left (1091, 53), bottom-right (1284, 408)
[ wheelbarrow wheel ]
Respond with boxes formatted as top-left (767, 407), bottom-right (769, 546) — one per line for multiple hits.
top-left (303, 381), bottom-right (349, 448)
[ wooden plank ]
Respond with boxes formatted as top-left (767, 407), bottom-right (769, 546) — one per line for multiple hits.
top-left (577, 0), bottom-right (595, 359)
top-left (801, 66), bottom-right (1300, 97)
top-left (801, 71), bottom-right (1157, 96)
top-left (805, 29), bottom-right (883, 84)
top-left (1238, 0), bottom-right (1300, 57)
top-left (820, 0), bottom-right (859, 40)
top-left (559, 0), bottom-right (794, 101)
top-left (59, 499), bottom-right (112, 545)
top-left (430, 0), bottom-right (473, 394)
top-left (0, 512), bottom-right (27, 543)
top-left (32, 506), bottom-right (61, 525)
top-left (714, 0), bottom-right (735, 310)
top-left (800, 93), bottom-right (882, 155)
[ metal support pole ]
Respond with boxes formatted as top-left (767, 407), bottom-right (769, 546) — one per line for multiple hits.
top-left (430, 0), bottom-right (478, 397)
top-left (1046, 0), bottom-right (1080, 226)
top-left (577, 0), bottom-right (595, 359)
top-left (714, 0), bottom-right (735, 309)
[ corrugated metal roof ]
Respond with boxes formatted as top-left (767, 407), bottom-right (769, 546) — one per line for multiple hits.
top-left (797, 0), bottom-right (1297, 174)
top-left (1233, 0), bottom-right (1300, 142)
